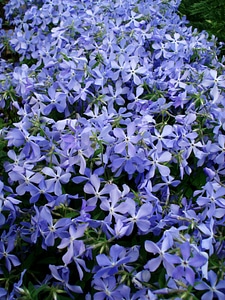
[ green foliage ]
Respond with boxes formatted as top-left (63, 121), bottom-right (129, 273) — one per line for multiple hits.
top-left (179, 0), bottom-right (225, 56)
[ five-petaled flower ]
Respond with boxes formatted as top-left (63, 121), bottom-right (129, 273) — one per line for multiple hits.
top-left (1, 0), bottom-right (225, 298)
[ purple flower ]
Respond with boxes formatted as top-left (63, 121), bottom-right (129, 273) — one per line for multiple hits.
top-left (124, 198), bottom-right (153, 235)
top-left (131, 288), bottom-right (157, 300)
top-left (38, 205), bottom-right (71, 247)
top-left (2, 0), bottom-right (225, 298)
top-left (152, 175), bottom-right (180, 202)
top-left (132, 270), bottom-right (151, 289)
top-left (108, 218), bottom-right (130, 239)
top-left (103, 80), bottom-right (129, 108)
top-left (172, 241), bottom-right (207, 285)
top-left (214, 134), bottom-right (225, 165)
top-left (32, 39), bottom-right (56, 66)
top-left (113, 122), bottom-right (140, 157)
top-left (94, 244), bottom-right (130, 279)
top-left (100, 184), bottom-right (130, 223)
top-left (57, 223), bottom-right (87, 265)
top-left (5, 128), bottom-right (25, 147)
top-left (73, 80), bottom-right (93, 102)
top-left (125, 10), bottom-right (144, 28)
top-left (42, 166), bottom-right (71, 196)
top-left (6, 124), bottom-right (45, 160)
top-left (83, 174), bottom-right (112, 206)
top-left (122, 57), bottom-right (147, 85)
top-left (20, 205), bottom-right (42, 244)
top-left (1, 194), bottom-right (21, 224)
top-left (195, 270), bottom-right (225, 300)
top-left (9, 168), bottom-right (43, 195)
top-left (4, 150), bottom-right (26, 172)
top-left (152, 40), bottom-right (171, 59)
top-left (49, 264), bottom-right (83, 295)
top-left (202, 69), bottom-right (225, 89)
top-left (0, 200), bottom-right (5, 226)
top-left (92, 276), bottom-right (130, 300)
top-left (127, 85), bottom-right (145, 110)
top-left (147, 148), bottom-right (172, 178)
top-left (72, 247), bottom-right (90, 281)
top-left (8, 269), bottom-right (26, 299)
top-left (62, 129), bottom-right (94, 175)
top-left (27, 178), bottom-right (55, 203)
top-left (0, 239), bottom-right (20, 271)
top-left (153, 125), bottom-right (174, 150)
top-left (0, 288), bottom-right (7, 299)
top-left (42, 84), bottom-right (67, 115)
top-left (145, 234), bottom-right (179, 276)
top-left (196, 182), bottom-right (225, 218)
top-left (12, 64), bottom-right (34, 96)
top-left (198, 218), bottom-right (215, 255)
top-left (110, 152), bottom-right (145, 177)
top-left (29, 92), bottom-right (47, 114)
top-left (110, 54), bottom-right (130, 81)
top-left (94, 244), bottom-right (139, 279)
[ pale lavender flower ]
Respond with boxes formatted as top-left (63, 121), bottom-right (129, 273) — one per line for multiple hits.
top-left (147, 148), bottom-right (172, 178)
top-left (57, 223), bottom-right (87, 265)
top-left (83, 174), bottom-right (113, 206)
top-left (172, 241), bottom-right (207, 285)
top-left (124, 198), bottom-right (152, 235)
top-left (195, 270), bottom-right (225, 300)
top-left (92, 276), bottom-right (130, 300)
top-left (145, 234), bottom-right (179, 276)
top-left (94, 244), bottom-right (139, 279)
top-left (49, 264), bottom-right (83, 295)
top-left (43, 84), bottom-right (67, 115)
top-left (42, 166), bottom-right (71, 196)
top-left (113, 122), bottom-right (140, 157)
top-left (0, 239), bottom-right (20, 271)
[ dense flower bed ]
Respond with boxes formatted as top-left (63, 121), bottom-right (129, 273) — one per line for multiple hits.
top-left (0, 0), bottom-right (225, 299)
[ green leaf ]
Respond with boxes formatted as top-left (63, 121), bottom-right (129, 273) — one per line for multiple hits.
top-left (32, 284), bottom-right (49, 298)
top-left (21, 251), bottom-right (36, 270)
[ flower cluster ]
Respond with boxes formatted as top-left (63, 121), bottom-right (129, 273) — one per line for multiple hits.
top-left (0, 0), bottom-right (225, 299)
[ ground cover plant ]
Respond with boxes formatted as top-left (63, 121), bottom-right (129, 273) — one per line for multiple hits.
top-left (178, 0), bottom-right (225, 57)
top-left (0, 0), bottom-right (225, 299)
